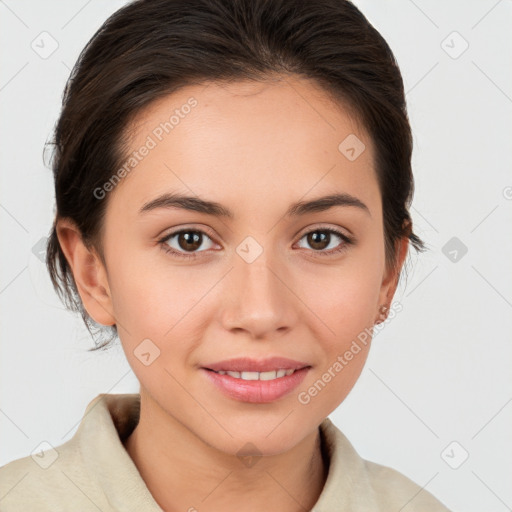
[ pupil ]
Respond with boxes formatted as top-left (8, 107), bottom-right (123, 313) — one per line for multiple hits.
top-left (309, 231), bottom-right (329, 250)
top-left (180, 231), bottom-right (201, 251)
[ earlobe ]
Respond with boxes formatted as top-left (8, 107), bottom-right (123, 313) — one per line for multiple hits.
top-left (56, 218), bottom-right (116, 326)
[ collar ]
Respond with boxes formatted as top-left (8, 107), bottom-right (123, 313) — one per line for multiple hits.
top-left (76, 393), bottom-right (379, 510)
top-left (76, 393), bottom-right (163, 510)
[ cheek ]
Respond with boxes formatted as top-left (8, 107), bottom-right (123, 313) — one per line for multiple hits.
top-left (299, 252), bottom-right (383, 340)
top-left (296, 264), bottom-right (380, 415)
top-left (107, 247), bottom-right (214, 352)
top-left (106, 246), bottom-right (179, 338)
top-left (106, 255), bottom-right (197, 391)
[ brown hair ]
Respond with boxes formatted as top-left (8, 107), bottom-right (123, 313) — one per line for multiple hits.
top-left (45, 0), bottom-right (426, 351)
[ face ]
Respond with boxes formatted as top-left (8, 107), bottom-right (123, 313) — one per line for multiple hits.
top-left (60, 76), bottom-right (406, 456)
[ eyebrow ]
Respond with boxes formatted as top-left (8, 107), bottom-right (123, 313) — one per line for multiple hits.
top-left (139, 192), bottom-right (371, 218)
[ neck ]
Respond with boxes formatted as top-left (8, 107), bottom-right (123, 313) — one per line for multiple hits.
top-left (123, 390), bottom-right (328, 512)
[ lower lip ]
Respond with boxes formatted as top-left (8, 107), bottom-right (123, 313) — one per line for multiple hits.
top-left (201, 367), bottom-right (310, 403)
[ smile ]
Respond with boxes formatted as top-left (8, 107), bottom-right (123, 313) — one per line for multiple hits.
top-left (202, 367), bottom-right (310, 403)
top-left (209, 369), bottom-right (297, 380)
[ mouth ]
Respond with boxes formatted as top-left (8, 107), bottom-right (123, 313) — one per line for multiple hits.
top-left (202, 356), bottom-right (311, 375)
top-left (200, 357), bottom-right (312, 403)
top-left (204, 368), bottom-right (301, 381)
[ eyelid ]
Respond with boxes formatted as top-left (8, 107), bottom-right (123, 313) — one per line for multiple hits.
top-left (293, 224), bottom-right (354, 256)
top-left (158, 223), bottom-right (218, 242)
top-left (294, 223), bottom-right (352, 240)
top-left (159, 223), bottom-right (351, 244)
top-left (158, 223), bottom-right (354, 259)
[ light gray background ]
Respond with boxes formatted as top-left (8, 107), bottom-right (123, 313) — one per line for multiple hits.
top-left (1, 1), bottom-right (511, 510)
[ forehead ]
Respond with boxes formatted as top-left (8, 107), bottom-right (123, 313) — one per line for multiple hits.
top-left (128, 75), bottom-right (369, 151)
top-left (110, 76), bottom-right (378, 217)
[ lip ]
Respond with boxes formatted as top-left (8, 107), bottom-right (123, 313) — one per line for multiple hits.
top-left (202, 366), bottom-right (310, 403)
top-left (202, 357), bottom-right (310, 373)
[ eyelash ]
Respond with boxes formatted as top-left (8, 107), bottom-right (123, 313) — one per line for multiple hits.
top-left (158, 226), bottom-right (354, 260)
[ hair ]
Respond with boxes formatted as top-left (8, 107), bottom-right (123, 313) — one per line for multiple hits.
top-left (45, 0), bottom-right (427, 351)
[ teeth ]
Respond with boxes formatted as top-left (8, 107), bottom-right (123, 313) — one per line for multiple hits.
top-left (259, 371), bottom-right (277, 381)
top-left (215, 369), bottom-right (297, 380)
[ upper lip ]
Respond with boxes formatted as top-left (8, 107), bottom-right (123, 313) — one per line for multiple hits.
top-left (202, 357), bottom-right (311, 373)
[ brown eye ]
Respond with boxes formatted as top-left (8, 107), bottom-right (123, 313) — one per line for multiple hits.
top-left (161, 229), bottom-right (216, 258)
top-left (176, 231), bottom-right (203, 251)
top-left (296, 228), bottom-right (354, 256)
top-left (306, 231), bottom-right (330, 250)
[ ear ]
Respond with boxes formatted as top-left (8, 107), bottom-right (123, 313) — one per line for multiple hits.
top-left (56, 218), bottom-right (115, 326)
top-left (375, 234), bottom-right (409, 324)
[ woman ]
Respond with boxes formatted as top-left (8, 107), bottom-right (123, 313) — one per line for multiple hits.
top-left (0, 0), bottom-right (451, 510)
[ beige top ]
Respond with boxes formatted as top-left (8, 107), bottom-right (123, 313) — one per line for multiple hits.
top-left (0, 393), bottom-right (451, 511)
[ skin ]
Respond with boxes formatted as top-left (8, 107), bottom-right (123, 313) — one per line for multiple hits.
top-left (57, 75), bottom-right (409, 512)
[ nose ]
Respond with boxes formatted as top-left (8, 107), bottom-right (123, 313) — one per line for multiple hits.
top-left (219, 247), bottom-right (297, 340)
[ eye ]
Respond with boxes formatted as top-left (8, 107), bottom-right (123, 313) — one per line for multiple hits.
top-left (158, 225), bottom-right (355, 260)
top-left (295, 227), bottom-right (354, 256)
top-left (158, 228), bottom-right (218, 259)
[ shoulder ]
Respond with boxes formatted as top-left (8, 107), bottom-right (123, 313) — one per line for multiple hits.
top-left (0, 393), bottom-right (146, 512)
top-left (318, 418), bottom-right (452, 511)
top-left (363, 458), bottom-right (451, 511)
top-left (0, 438), bottom-right (91, 511)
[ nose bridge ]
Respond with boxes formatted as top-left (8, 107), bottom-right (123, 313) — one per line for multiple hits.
top-left (221, 239), bottom-right (296, 336)
top-left (235, 242), bottom-right (283, 306)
